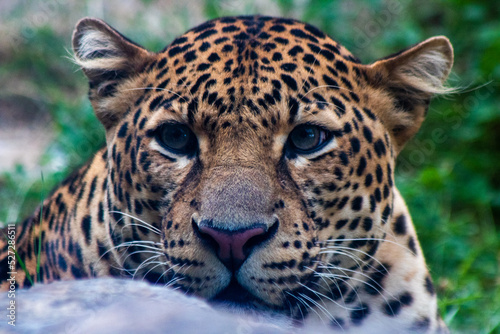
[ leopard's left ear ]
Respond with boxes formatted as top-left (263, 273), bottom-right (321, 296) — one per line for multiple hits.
top-left (365, 36), bottom-right (454, 152)
top-left (72, 18), bottom-right (154, 129)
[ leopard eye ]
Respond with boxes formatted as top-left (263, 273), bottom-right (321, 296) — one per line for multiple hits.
top-left (156, 123), bottom-right (197, 155)
top-left (288, 124), bottom-right (332, 154)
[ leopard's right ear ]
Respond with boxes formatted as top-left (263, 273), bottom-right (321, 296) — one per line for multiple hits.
top-left (72, 18), bottom-right (154, 129)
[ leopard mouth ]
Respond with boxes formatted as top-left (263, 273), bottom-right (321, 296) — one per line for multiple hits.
top-left (211, 278), bottom-right (259, 308)
top-left (211, 277), bottom-right (309, 320)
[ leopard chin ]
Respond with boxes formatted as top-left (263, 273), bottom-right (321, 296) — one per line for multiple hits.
top-left (211, 279), bottom-right (262, 309)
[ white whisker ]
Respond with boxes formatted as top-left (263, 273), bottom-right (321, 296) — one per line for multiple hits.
top-left (303, 84), bottom-right (355, 96)
top-left (313, 264), bottom-right (397, 305)
top-left (123, 87), bottom-right (183, 99)
top-left (301, 273), bottom-right (359, 311)
top-left (319, 247), bottom-right (381, 272)
top-left (297, 292), bottom-right (332, 325)
top-left (286, 291), bottom-right (318, 321)
top-left (132, 255), bottom-right (162, 278)
top-left (320, 236), bottom-right (414, 256)
top-left (110, 210), bottom-right (161, 234)
top-left (298, 41), bottom-right (326, 95)
top-left (140, 261), bottom-right (168, 281)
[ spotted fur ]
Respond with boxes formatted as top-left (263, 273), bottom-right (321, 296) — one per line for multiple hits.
top-left (0, 16), bottom-right (453, 333)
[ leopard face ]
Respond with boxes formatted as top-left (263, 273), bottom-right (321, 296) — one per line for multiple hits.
top-left (70, 15), bottom-right (452, 322)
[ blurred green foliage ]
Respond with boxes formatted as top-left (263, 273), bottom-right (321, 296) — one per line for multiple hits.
top-left (0, 0), bottom-right (498, 332)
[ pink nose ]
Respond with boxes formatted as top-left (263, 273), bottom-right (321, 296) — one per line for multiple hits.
top-left (198, 226), bottom-right (266, 269)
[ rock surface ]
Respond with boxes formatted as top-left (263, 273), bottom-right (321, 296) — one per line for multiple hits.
top-left (0, 278), bottom-right (318, 334)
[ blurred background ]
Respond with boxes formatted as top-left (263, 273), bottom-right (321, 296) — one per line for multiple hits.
top-left (0, 0), bottom-right (498, 332)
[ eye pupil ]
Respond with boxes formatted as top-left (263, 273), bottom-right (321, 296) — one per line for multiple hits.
top-left (288, 124), bottom-right (330, 153)
top-left (157, 123), bottom-right (196, 154)
top-left (293, 127), bottom-right (319, 149)
top-left (167, 128), bottom-right (188, 148)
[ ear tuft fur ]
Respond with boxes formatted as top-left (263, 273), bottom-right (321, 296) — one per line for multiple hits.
top-left (384, 36), bottom-right (454, 96)
top-left (366, 36), bottom-right (454, 152)
top-left (72, 18), bottom-right (153, 129)
top-left (72, 18), bottom-right (147, 72)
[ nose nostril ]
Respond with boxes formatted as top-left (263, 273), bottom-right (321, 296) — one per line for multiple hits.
top-left (200, 225), bottom-right (266, 265)
top-left (192, 220), bottom-right (219, 252)
top-left (242, 218), bottom-right (279, 255)
top-left (192, 218), bottom-right (279, 271)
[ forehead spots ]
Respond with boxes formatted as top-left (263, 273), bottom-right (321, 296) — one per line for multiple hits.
top-left (139, 15), bottom-right (374, 148)
top-left (281, 74), bottom-right (298, 91)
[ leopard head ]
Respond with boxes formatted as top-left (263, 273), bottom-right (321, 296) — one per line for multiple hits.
top-left (72, 16), bottom-right (452, 316)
